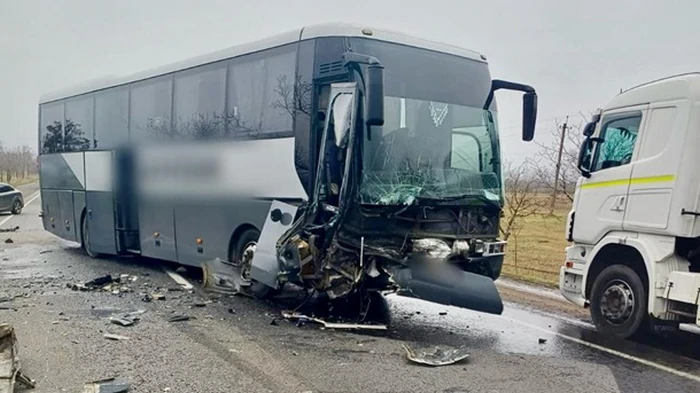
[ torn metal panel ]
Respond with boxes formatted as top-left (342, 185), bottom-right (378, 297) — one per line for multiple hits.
top-left (201, 257), bottom-right (238, 294)
top-left (389, 260), bottom-right (503, 315)
top-left (249, 201), bottom-right (299, 289)
top-left (1, 324), bottom-right (35, 393)
top-left (82, 377), bottom-right (130, 393)
top-left (402, 344), bottom-right (470, 367)
top-left (281, 311), bottom-right (387, 331)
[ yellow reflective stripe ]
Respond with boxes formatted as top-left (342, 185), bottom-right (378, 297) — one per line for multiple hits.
top-left (580, 175), bottom-right (675, 190)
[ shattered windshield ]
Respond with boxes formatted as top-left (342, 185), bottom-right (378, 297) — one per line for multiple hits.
top-left (350, 38), bottom-right (501, 206)
top-left (361, 97), bottom-right (501, 205)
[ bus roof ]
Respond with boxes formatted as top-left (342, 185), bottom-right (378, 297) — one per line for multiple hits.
top-left (39, 23), bottom-right (485, 104)
top-left (605, 72), bottom-right (700, 110)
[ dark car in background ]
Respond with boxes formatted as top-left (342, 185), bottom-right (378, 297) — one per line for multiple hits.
top-left (0, 183), bottom-right (23, 214)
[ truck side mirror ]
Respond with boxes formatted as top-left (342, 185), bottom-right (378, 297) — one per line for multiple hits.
top-left (578, 137), bottom-right (593, 178)
top-left (365, 64), bottom-right (385, 128)
top-left (583, 121), bottom-right (596, 137)
top-left (522, 92), bottom-right (537, 142)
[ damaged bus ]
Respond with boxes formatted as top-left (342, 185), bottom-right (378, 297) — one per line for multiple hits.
top-left (38, 24), bottom-right (537, 315)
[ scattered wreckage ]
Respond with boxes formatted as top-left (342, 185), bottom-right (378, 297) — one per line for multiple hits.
top-left (0, 324), bottom-right (35, 393)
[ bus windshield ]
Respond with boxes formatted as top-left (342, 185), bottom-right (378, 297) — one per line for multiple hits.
top-left (349, 38), bottom-right (502, 205)
top-left (361, 97), bottom-right (501, 205)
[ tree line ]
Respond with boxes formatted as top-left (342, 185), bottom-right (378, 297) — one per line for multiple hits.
top-left (0, 144), bottom-right (37, 183)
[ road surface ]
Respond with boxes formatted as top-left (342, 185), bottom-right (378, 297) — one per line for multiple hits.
top-left (1, 183), bottom-right (699, 392)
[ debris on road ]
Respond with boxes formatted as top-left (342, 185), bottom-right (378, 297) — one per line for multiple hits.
top-left (402, 344), bottom-right (470, 367)
top-left (69, 274), bottom-right (142, 294)
top-left (141, 294), bottom-right (153, 303)
top-left (167, 314), bottom-right (190, 322)
top-left (38, 250), bottom-right (52, 255)
top-left (281, 311), bottom-right (387, 331)
top-left (1, 324), bottom-right (36, 392)
top-left (538, 338), bottom-right (547, 344)
top-left (438, 311), bottom-right (448, 316)
top-left (82, 377), bottom-right (130, 393)
top-left (3, 239), bottom-right (13, 244)
top-left (86, 275), bottom-right (115, 287)
top-left (151, 292), bottom-right (166, 301)
top-left (201, 258), bottom-right (239, 294)
top-left (103, 333), bottom-right (130, 341)
top-left (0, 226), bottom-right (19, 233)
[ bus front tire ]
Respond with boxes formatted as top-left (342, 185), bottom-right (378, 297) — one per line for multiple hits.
top-left (231, 228), bottom-right (273, 299)
top-left (590, 264), bottom-right (648, 339)
top-left (81, 215), bottom-right (100, 259)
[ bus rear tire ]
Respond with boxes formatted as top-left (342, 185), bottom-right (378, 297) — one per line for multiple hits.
top-left (81, 215), bottom-right (100, 259)
top-left (590, 264), bottom-right (648, 339)
top-left (231, 228), bottom-right (273, 299)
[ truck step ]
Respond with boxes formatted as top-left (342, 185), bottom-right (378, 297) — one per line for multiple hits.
top-left (667, 309), bottom-right (697, 319)
top-left (679, 323), bottom-right (700, 335)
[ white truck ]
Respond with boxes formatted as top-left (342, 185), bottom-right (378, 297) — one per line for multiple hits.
top-left (560, 73), bottom-right (700, 338)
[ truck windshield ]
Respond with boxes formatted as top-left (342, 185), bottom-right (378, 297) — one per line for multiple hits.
top-left (349, 38), bottom-right (501, 205)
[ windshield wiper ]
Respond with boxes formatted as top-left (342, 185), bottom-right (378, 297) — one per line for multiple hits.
top-left (416, 193), bottom-right (500, 207)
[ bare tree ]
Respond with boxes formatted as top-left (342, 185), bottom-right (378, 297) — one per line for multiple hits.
top-left (500, 160), bottom-right (543, 242)
top-left (533, 116), bottom-right (585, 203)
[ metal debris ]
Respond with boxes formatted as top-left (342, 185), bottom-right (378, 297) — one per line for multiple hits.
top-left (85, 275), bottom-right (115, 287)
top-left (103, 334), bottom-right (130, 341)
top-left (82, 377), bottom-right (130, 393)
top-left (109, 309), bottom-right (146, 327)
top-left (167, 314), bottom-right (190, 322)
top-left (0, 324), bottom-right (36, 392)
top-left (0, 226), bottom-right (19, 233)
top-left (38, 250), bottom-right (52, 255)
top-left (402, 344), bottom-right (470, 367)
top-left (201, 258), bottom-right (239, 294)
top-left (3, 239), bottom-right (12, 244)
top-left (538, 338), bottom-right (547, 344)
top-left (281, 311), bottom-right (387, 331)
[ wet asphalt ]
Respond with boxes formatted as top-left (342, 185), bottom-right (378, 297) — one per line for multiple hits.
top-left (1, 183), bottom-right (699, 393)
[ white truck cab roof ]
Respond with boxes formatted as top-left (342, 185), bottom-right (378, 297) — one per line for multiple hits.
top-left (605, 72), bottom-right (700, 110)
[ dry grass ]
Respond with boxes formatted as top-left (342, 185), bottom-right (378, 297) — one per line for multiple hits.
top-left (8, 175), bottom-right (38, 187)
top-left (501, 196), bottom-right (571, 287)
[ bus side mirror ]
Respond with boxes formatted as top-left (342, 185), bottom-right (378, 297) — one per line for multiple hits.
top-left (522, 92), bottom-right (537, 142)
top-left (366, 64), bottom-right (385, 128)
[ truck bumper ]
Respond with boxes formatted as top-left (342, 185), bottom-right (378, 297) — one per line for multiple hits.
top-left (559, 266), bottom-right (586, 308)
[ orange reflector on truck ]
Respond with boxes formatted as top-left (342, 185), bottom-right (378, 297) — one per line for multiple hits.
top-left (565, 261), bottom-right (574, 268)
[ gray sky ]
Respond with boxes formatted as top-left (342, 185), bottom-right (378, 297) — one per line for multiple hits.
top-left (1, 0), bottom-right (699, 160)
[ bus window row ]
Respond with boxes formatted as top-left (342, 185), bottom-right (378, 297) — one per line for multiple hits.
top-left (40, 43), bottom-right (301, 154)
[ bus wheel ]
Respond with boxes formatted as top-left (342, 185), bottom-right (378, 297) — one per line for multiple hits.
top-left (231, 228), bottom-right (273, 299)
top-left (81, 215), bottom-right (100, 258)
top-left (590, 264), bottom-right (648, 339)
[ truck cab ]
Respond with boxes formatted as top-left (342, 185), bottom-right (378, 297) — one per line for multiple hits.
top-left (561, 73), bottom-right (700, 338)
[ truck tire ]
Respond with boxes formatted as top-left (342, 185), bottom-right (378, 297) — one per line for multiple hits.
top-left (590, 264), bottom-right (648, 339)
top-left (231, 228), bottom-right (273, 299)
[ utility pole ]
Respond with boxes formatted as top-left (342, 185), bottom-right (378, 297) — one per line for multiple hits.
top-left (551, 116), bottom-right (568, 210)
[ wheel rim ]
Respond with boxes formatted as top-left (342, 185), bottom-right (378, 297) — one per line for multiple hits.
top-left (239, 241), bottom-right (257, 284)
top-left (600, 279), bottom-right (635, 326)
top-left (13, 201), bottom-right (19, 211)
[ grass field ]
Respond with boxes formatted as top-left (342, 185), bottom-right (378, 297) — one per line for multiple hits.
top-left (8, 174), bottom-right (38, 187)
top-left (501, 198), bottom-right (571, 287)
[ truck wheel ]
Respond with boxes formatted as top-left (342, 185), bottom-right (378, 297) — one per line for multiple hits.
top-left (231, 228), bottom-right (273, 299)
top-left (590, 264), bottom-right (648, 339)
top-left (81, 215), bottom-right (100, 258)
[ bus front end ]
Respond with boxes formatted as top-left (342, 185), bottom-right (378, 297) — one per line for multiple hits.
top-left (248, 36), bottom-right (537, 315)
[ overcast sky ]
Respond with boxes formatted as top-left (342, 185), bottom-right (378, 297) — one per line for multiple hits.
top-left (1, 0), bottom-right (699, 160)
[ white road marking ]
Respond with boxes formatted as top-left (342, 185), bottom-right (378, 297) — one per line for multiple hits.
top-left (0, 191), bottom-right (40, 227)
top-left (503, 315), bottom-right (700, 383)
top-left (164, 268), bottom-right (194, 290)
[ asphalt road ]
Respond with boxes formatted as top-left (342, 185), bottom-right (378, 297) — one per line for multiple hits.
top-left (1, 184), bottom-right (699, 392)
